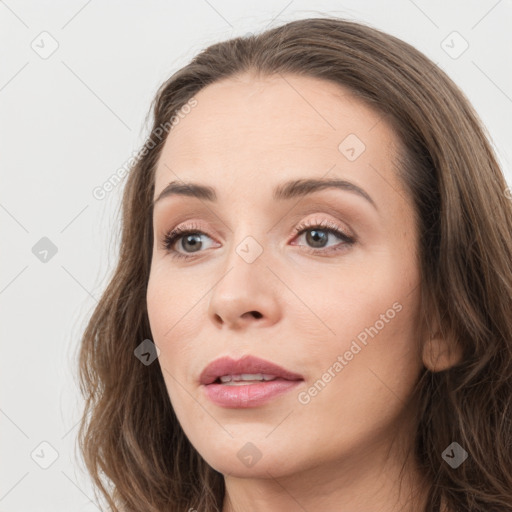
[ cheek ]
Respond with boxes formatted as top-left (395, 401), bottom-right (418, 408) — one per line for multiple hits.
top-left (146, 266), bottom-right (210, 400)
top-left (293, 291), bottom-right (422, 454)
top-left (146, 274), bottom-right (171, 342)
top-left (146, 273), bottom-right (198, 407)
top-left (292, 247), bottom-right (422, 409)
top-left (146, 264), bottom-right (203, 342)
top-left (290, 248), bottom-right (418, 344)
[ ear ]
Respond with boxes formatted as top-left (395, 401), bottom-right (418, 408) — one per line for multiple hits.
top-left (422, 328), bottom-right (463, 372)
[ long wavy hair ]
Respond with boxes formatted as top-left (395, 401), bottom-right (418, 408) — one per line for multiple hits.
top-left (76, 16), bottom-right (512, 512)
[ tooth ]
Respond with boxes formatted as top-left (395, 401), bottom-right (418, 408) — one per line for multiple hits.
top-left (239, 373), bottom-right (264, 381)
top-left (219, 373), bottom-right (277, 383)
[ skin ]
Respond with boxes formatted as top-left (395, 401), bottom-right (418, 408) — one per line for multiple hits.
top-left (146, 72), bottom-right (455, 511)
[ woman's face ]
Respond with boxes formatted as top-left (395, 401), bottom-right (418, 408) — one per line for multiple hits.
top-left (146, 73), bottom-right (425, 479)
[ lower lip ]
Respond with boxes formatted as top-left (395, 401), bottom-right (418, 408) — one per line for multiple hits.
top-left (202, 378), bottom-right (303, 408)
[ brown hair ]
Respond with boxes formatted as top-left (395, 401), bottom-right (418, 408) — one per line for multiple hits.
top-left (76, 16), bottom-right (512, 512)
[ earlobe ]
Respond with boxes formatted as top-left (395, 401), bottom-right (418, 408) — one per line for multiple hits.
top-left (422, 331), bottom-right (463, 372)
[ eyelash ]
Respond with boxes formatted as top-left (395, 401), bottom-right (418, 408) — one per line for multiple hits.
top-left (160, 219), bottom-right (356, 260)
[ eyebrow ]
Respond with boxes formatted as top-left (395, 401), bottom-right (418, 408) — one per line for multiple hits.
top-left (153, 178), bottom-right (377, 210)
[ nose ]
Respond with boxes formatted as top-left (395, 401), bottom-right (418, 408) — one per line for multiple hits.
top-left (207, 243), bottom-right (281, 330)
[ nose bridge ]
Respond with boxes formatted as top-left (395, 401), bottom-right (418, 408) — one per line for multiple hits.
top-left (207, 222), bottom-right (280, 328)
top-left (220, 207), bottom-right (269, 269)
top-left (217, 227), bottom-right (269, 296)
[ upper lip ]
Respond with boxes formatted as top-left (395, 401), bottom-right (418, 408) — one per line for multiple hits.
top-left (199, 355), bottom-right (304, 385)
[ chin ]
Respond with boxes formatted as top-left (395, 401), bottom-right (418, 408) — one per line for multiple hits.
top-left (205, 453), bottom-right (292, 479)
top-left (191, 435), bottom-right (300, 479)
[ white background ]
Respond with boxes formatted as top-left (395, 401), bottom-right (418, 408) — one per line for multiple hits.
top-left (1, 1), bottom-right (511, 511)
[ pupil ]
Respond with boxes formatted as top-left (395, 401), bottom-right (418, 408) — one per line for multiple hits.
top-left (307, 229), bottom-right (327, 248)
top-left (183, 234), bottom-right (202, 252)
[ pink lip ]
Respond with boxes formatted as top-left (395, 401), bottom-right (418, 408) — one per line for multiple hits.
top-left (199, 355), bottom-right (304, 408)
top-left (199, 355), bottom-right (303, 385)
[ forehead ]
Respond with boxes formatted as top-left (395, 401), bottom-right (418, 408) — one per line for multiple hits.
top-left (153, 73), bottom-right (406, 210)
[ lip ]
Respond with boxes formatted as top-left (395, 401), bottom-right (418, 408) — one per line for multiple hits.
top-left (199, 355), bottom-right (303, 385)
top-left (199, 355), bottom-right (304, 408)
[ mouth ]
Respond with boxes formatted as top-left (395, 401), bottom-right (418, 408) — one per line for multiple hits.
top-left (199, 354), bottom-right (304, 385)
top-left (213, 373), bottom-right (283, 385)
top-left (199, 355), bottom-right (304, 408)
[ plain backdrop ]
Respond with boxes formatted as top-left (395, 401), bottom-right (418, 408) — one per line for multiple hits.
top-left (1, 1), bottom-right (511, 511)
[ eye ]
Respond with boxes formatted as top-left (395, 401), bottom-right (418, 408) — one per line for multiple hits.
top-left (160, 222), bottom-right (216, 260)
top-left (160, 218), bottom-right (356, 260)
top-left (292, 218), bottom-right (355, 255)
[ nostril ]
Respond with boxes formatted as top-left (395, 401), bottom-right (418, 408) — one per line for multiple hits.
top-left (250, 311), bottom-right (263, 319)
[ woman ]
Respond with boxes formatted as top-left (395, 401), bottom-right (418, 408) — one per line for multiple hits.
top-left (77, 16), bottom-right (512, 512)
